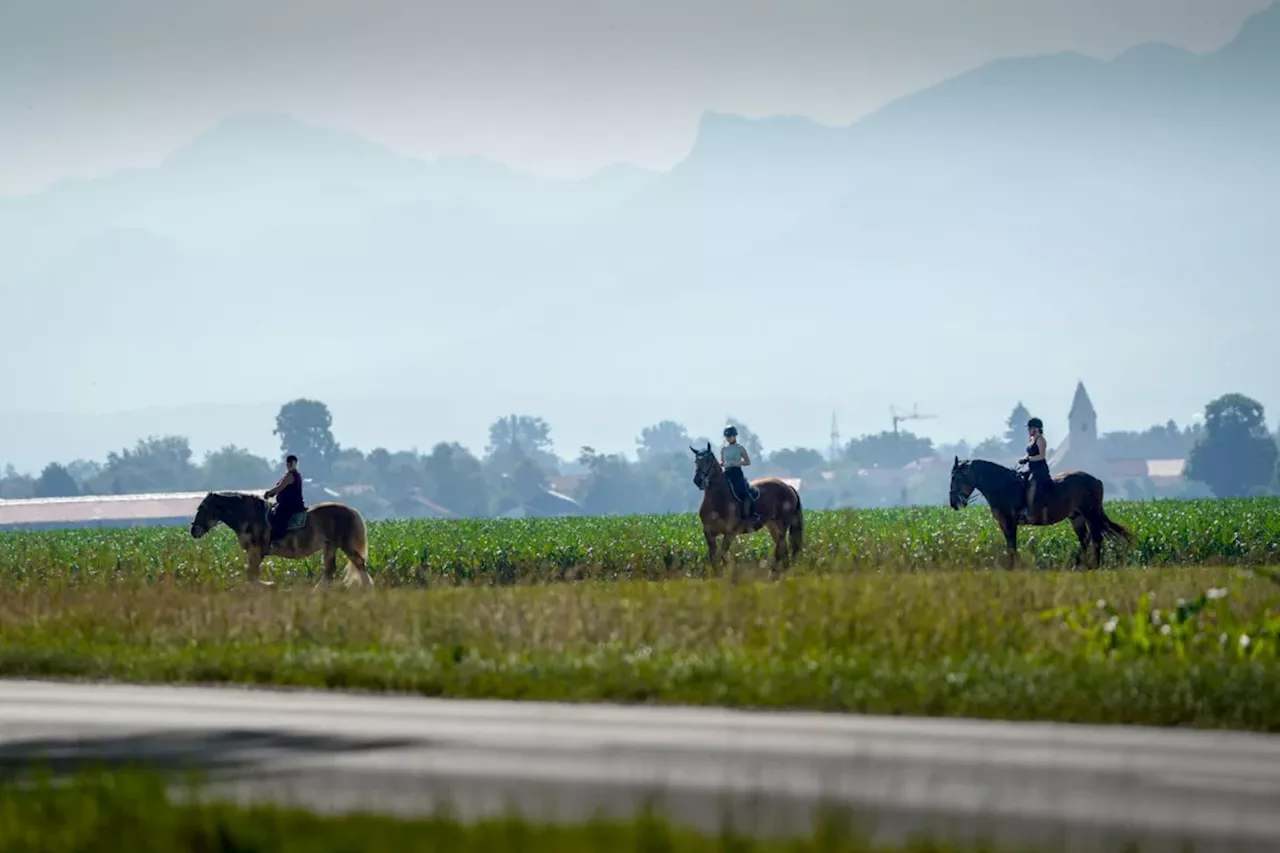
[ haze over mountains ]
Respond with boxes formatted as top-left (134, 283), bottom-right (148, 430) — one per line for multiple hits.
top-left (3, 2), bottom-right (1278, 472)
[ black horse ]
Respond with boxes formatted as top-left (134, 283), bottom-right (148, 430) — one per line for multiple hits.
top-left (948, 457), bottom-right (1132, 569)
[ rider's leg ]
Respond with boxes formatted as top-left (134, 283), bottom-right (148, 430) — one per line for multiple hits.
top-left (727, 467), bottom-right (754, 521)
top-left (1034, 477), bottom-right (1052, 524)
top-left (1025, 478), bottom-right (1040, 525)
top-left (269, 507), bottom-right (289, 546)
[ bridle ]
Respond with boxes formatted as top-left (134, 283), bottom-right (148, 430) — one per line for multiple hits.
top-left (691, 450), bottom-right (721, 491)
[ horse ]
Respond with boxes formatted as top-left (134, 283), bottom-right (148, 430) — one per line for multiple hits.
top-left (691, 442), bottom-right (804, 575)
top-left (948, 456), bottom-right (1133, 569)
top-left (189, 491), bottom-right (375, 589)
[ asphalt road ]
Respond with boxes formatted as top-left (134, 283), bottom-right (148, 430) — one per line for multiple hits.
top-left (0, 679), bottom-right (1277, 852)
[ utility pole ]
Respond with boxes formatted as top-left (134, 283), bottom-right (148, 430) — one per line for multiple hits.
top-left (829, 411), bottom-right (841, 464)
top-left (889, 404), bottom-right (937, 507)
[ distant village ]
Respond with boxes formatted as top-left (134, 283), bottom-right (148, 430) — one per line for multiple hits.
top-left (0, 382), bottom-right (1226, 532)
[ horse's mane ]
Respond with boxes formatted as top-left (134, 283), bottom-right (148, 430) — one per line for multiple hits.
top-left (963, 458), bottom-right (1023, 503)
top-left (969, 458), bottom-right (1017, 478)
top-left (203, 490), bottom-right (266, 523)
top-left (209, 490), bottom-right (264, 504)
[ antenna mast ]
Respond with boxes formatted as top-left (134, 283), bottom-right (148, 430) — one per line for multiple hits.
top-left (829, 411), bottom-right (841, 463)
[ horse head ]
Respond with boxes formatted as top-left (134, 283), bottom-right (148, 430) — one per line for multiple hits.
top-left (190, 492), bottom-right (224, 538)
top-left (690, 441), bottom-right (719, 491)
top-left (190, 491), bottom-right (260, 538)
top-left (949, 456), bottom-right (977, 510)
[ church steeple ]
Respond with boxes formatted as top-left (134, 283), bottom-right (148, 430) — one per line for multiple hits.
top-left (1067, 381), bottom-right (1096, 444)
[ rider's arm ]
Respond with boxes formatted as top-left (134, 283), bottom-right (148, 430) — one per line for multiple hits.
top-left (740, 448), bottom-right (751, 466)
top-left (264, 471), bottom-right (292, 498)
top-left (1028, 437), bottom-right (1048, 461)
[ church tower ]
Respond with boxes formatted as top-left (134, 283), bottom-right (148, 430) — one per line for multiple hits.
top-left (1068, 381), bottom-right (1097, 449)
top-left (1049, 381), bottom-right (1102, 474)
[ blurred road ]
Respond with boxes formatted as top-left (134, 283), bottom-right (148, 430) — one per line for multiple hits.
top-left (0, 679), bottom-right (1277, 852)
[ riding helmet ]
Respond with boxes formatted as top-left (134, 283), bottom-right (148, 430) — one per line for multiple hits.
top-left (1026, 417), bottom-right (1044, 430)
top-left (723, 425), bottom-right (738, 437)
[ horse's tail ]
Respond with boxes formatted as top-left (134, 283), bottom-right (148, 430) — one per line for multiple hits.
top-left (1092, 478), bottom-right (1133, 545)
top-left (1098, 507), bottom-right (1133, 544)
top-left (342, 507), bottom-right (375, 588)
top-left (788, 490), bottom-right (804, 557)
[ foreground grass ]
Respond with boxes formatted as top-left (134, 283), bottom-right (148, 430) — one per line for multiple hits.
top-left (0, 768), bottom-right (1064, 853)
top-left (2, 566), bottom-right (1277, 730)
top-left (3, 497), bottom-right (1279, 585)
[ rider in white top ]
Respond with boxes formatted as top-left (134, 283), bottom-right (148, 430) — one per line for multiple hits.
top-left (720, 425), bottom-right (759, 523)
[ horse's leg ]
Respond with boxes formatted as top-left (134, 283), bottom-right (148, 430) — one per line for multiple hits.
top-left (997, 512), bottom-right (1018, 570)
top-left (703, 531), bottom-right (717, 573)
top-left (315, 545), bottom-right (338, 590)
top-left (341, 547), bottom-right (375, 588)
top-left (1069, 514), bottom-right (1089, 570)
top-left (1087, 511), bottom-right (1105, 569)
top-left (246, 548), bottom-right (273, 588)
top-left (769, 522), bottom-right (789, 575)
top-left (721, 533), bottom-right (737, 569)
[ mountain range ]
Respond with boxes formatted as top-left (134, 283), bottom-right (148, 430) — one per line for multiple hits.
top-left (2, 2), bottom-right (1278, 470)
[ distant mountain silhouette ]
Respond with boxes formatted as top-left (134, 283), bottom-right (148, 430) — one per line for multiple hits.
top-left (2, 3), bottom-right (1278, 472)
top-left (0, 111), bottom-right (659, 266)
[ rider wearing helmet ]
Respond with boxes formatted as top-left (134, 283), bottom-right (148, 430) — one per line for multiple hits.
top-left (1017, 417), bottom-right (1051, 524)
top-left (720, 425), bottom-right (761, 525)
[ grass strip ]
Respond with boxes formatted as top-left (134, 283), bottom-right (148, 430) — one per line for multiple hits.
top-left (1, 566), bottom-right (1277, 730)
top-left (0, 766), bottom-right (1127, 852)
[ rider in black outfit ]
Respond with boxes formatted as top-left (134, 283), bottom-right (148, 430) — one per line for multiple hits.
top-left (264, 454), bottom-right (306, 548)
top-left (1018, 417), bottom-right (1052, 524)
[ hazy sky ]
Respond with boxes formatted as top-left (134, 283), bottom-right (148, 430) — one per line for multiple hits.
top-left (1, 0), bottom-right (1271, 196)
top-left (0, 0), bottom-right (1274, 471)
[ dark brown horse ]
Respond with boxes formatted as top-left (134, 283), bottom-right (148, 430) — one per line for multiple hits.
top-left (691, 443), bottom-right (804, 574)
top-left (948, 457), bottom-right (1132, 569)
top-left (189, 491), bottom-right (374, 589)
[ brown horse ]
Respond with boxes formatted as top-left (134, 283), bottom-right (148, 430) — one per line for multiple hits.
top-left (691, 442), bottom-right (804, 574)
top-left (948, 457), bottom-right (1133, 569)
top-left (189, 491), bottom-right (374, 589)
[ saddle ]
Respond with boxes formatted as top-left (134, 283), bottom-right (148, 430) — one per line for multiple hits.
top-left (265, 504), bottom-right (308, 533)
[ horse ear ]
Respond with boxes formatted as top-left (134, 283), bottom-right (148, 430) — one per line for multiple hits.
top-left (706, 441), bottom-right (712, 452)
top-left (690, 445), bottom-right (698, 455)
top-left (953, 455), bottom-right (959, 468)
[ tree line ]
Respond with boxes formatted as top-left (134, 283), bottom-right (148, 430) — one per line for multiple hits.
top-left (0, 393), bottom-right (1275, 517)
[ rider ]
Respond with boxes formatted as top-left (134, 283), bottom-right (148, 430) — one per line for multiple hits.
top-left (264, 454), bottom-right (305, 548)
top-left (720, 425), bottom-right (761, 525)
top-left (1017, 417), bottom-right (1052, 524)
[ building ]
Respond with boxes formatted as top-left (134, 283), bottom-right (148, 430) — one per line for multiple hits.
top-left (389, 490), bottom-right (459, 520)
top-left (0, 479), bottom-right (339, 532)
top-left (0, 491), bottom-right (219, 532)
top-left (1048, 381), bottom-right (1190, 498)
top-left (499, 488), bottom-right (584, 519)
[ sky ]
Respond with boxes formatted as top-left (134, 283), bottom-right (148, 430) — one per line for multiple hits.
top-left (2, 0), bottom-right (1270, 195)
top-left (0, 0), bottom-right (1273, 471)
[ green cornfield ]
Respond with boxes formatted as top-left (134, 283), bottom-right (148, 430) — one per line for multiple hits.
top-left (1, 496), bottom-right (1278, 586)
